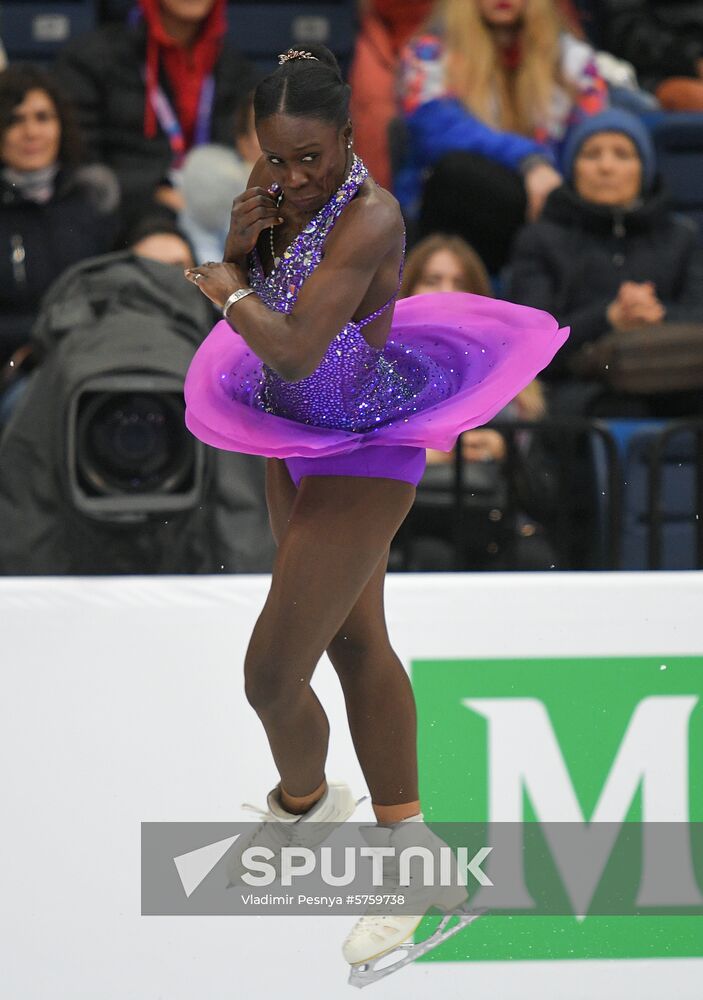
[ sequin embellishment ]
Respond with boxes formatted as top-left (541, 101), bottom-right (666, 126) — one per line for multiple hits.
top-left (235, 155), bottom-right (452, 433)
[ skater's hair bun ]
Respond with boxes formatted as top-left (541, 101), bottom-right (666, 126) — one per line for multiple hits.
top-left (254, 44), bottom-right (351, 129)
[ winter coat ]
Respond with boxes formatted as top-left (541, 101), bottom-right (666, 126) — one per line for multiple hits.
top-left (602, 0), bottom-right (703, 90)
top-left (54, 21), bottom-right (256, 220)
top-left (395, 29), bottom-right (607, 213)
top-left (508, 180), bottom-right (703, 377)
top-left (0, 164), bottom-right (117, 365)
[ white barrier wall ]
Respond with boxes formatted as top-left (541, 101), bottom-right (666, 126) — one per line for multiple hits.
top-left (1, 572), bottom-right (702, 999)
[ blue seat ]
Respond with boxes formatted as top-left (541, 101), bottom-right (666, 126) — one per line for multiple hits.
top-left (579, 421), bottom-right (619, 568)
top-left (227, 2), bottom-right (357, 74)
top-left (2, 2), bottom-right (97, 60)
top-left (605, 419), bottom-right (703, 570)
top-left (644, 113), bottom-right (703, 244)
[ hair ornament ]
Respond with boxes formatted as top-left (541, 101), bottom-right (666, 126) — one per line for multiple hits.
top-left (278, 49), bottom-right (319, 65)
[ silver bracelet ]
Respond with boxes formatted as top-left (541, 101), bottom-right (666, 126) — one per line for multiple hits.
top-left (222, 287), bottom-right (254, 318)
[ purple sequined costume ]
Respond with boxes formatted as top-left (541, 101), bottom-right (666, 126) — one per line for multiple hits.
top-left (184, 156), bottom-right (569, 486)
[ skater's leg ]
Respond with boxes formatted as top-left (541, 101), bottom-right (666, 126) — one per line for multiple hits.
top-left (325, 553), bottom-right (420, 814)
top-left (263, 461), bottom-right (420, 816)
top-left (264, 458), bottom-right (298, 545)
top-left (262, 460), bottom-right (333, 813)
top-left (244, 474), bottom-right (415, 798)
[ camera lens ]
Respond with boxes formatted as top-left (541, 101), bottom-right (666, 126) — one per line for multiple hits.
top-left (76, 392), bottom-right (193, 495)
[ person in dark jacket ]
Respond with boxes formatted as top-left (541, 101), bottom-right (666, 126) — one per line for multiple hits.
top-left (396, 0), bottom-right (608, 272)
top-left (0, 65), bottom-right (118, 369)
top-left (602, 0), bottom-right (703, 110)
top-left (0, 214), bottom-right (198, 434)
top-left (54, 0), bottom-right (256, 228)
top-left (508, 108), bottom-right (703, 416)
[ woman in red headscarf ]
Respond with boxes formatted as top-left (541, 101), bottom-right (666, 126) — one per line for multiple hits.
top-left (56, 0), bottom-right (256, 228)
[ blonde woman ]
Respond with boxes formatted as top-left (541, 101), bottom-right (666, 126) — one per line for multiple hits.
top-left (397, 0), bottom-right (607, 272)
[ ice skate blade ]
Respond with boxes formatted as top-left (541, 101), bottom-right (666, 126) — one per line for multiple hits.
top-left (347, 907), bottom-right (484, 989)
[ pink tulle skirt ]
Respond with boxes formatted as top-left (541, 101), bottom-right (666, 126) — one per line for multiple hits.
top-left (184, 292), bottom-right (569, 481)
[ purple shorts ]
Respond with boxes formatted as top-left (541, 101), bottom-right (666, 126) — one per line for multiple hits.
top-left (284, 445), bottom-right (427, 488)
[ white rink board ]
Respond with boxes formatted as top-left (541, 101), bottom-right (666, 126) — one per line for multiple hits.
top-left (1, 571), bottom-right (702, 1000)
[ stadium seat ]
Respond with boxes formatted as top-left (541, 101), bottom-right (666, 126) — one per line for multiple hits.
top-left (606, 419), bottom-right (703, 570)
top-left (1, 1), bottom-right (97, 61)
top-left (395, 419), bottom-right (622, 571)
top-left (227, 2), bottom-right (357, 76)
top-left (644, 113), bottom-right (703, 244)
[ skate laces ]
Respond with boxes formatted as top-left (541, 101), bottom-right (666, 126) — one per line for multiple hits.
top-left (241, 801), bottom-right (275, 820)
top-left (240, 801), bottom-right (313, 847)
top-left (239, 802), bottom-right (276, 838)
top-left (238, 802), bottom-right (293, 850)
top-left (242, 802), bottom-right (273, 820)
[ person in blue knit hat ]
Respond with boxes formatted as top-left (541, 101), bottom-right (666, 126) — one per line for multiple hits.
top-left (508, 109), bottom-right (703, 417)
top-left (561, 108), bottom-right (657, 195)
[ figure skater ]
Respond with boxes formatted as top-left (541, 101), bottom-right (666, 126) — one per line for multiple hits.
top-left (183, 44), bottom-right (567, 985)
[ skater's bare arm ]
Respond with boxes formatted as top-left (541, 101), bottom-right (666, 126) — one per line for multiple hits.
top-left (222, 159), bottom-right (279, 267)
top-left (186, 192), bottom-right (404, 382)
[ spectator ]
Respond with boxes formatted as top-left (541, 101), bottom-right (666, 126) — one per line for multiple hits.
top-left (397, 0), bottom-right (608, 272)
top-left (0, 215), bottom-right (199, 433)
top-left (0, 65), bottom-right (118, 368)
top-left (126, 215), bottom-right (195, 268)
top-left (399, 231), bottom-right (493, 297)
top-left (602, 0), bottom-right (703, 111)
top-left (349, 0), bottom-right (434, 189)
top-left (54, 0), bottom-right (256, 228)
top-left (178, 92), bottom-right (260, 262)
top-left (398, 234), bottom-right (559, 570)
top-left (508, 108), bottom-right (703, 416)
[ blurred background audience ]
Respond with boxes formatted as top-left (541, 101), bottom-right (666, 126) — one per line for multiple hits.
top-left (0, 214), bottom-right (198, 432)
top-left (0, 0), bottom-right (701, 572)
top-left (178, 91), bottom-right (260, 262)
top-left (126, 214), bottom-right (195, 268)
top-left (396, 0), bottom-right (607, 273)
top-left (349, 0), bottom-right (434, 189)
top-left (397, 234), bottom-right (560, 571)
top-left (54, 0), bottom-right (256, 233)
top-left (0, 65), bottom-right (118, 369)
top-left (508, 108), bottom-right (703, 417)
top-left (602, 0), bottom-right (703, 112)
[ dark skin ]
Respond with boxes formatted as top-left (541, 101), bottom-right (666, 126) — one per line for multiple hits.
top-left (185, 113), bottom-right (420, 808)
top-left (185, 114), bottom-right (405, 372)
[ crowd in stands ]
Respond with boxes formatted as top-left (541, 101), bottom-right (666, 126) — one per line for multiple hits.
top-left (509, 107), bottom-right (703, 417)
top-left (53, 0), bottom-right (256, 227)
top-left (0, 65), bottom-right (118, 369)
top-left (398, 233), bottom-right (560, 572)
top-left (601, 0), bottom-right (703, 112)
top-left (1, 0), bottom-right (702, 572)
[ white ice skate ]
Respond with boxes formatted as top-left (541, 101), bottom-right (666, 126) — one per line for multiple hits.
top-left (343, 816), bottom-right (483, 988)
top-left (225, 780), bottom-right (363, 888)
